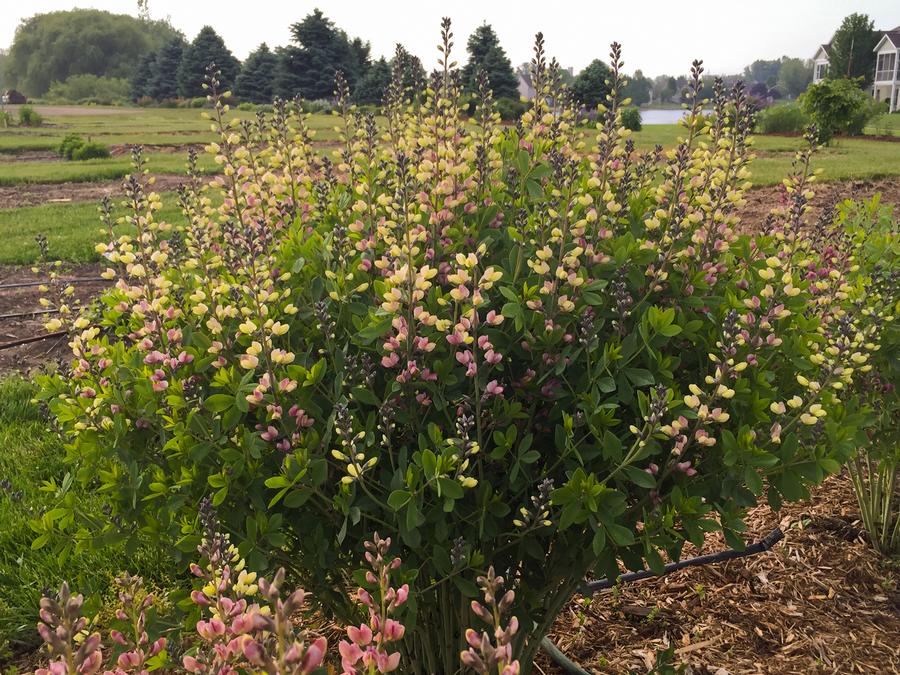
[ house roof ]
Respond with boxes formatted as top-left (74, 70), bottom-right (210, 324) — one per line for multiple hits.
top-left (873, 26), bottom-right (900, 51)
top-left (814, 43), bottom-right (831, 59)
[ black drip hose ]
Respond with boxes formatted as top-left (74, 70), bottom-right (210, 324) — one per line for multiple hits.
top-left (540, 527), bottom-right (784, 674)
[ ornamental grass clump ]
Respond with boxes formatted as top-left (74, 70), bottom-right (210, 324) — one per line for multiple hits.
top-left (37, 20), bottom-right (886, 671)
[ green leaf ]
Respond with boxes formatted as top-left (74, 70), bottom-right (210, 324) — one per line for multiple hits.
top-left (605, 522), bottom-right (636, 547)
top-left (388, 489), bottom-right (411, 510)
top-left (204, 394), bottom-right (234, 413)
top-left (623, 465), bottom-right (657, 488)
top-left (597, 376), bottom-right (616, 393)
top-left (420, 449), bottom-right (437, 479)
top-left (437, 477), bottom-right (464, 500)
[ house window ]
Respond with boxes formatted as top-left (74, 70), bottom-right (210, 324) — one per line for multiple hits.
top-left (876, 52), bottom-right (896, 81)
top-left (815, 63), bottom-right (828, 80)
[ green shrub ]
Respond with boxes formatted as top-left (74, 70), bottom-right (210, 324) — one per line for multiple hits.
top-left (18, 105), bottom-right (42, 127)
top-left (496, 96), bottom-right (527, 121)
top-left (236, 101), bottom-right (255, 111)
top-left (800, 78), bottom-right (883, 142)
top-left (620, 105), bottom-right (642, 131)
top-left (57, 135), bottom-right (110, 160)
top-left (37, 36), bottom-right (879, 671)
top-left (298, 98), bottom-right (333, 114)
top-left (0, 110), bottom-right (11, 128)
top-left (757, 102), bottom-right (809, 134)
top-left (45, 74), bottom-right (130, 105)
top-left (58, 133), bottom-right (85, 159)
top-left (70, 141), bottom-right (110, 160)
top-left (190, 96), bottom-right (208, 108)
top-left (840, 199), bottom-right (899, 555)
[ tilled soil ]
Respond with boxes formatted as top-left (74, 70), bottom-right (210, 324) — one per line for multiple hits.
top-left (0, 173), bottom-right (189, 209)
top-left (736, 177), bottom-right (900, 230)
top-left (0, 263), bottom-right (108, 374)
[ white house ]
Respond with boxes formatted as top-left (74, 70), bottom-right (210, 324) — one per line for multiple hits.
top-left (813, 25), bottom-right (900, 112)
top-left (812, 43), bottom-right (831, 84)
top-left (872, 26), bottom-right (900, 112)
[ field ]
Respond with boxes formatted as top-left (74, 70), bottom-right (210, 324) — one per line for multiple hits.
top-left (0, 102), bottom-right (898, 674)
top-left (0, 105), bottom-right (898, 266)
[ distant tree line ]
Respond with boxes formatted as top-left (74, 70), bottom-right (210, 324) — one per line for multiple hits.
top-left (6, 7), bottom-right (878, 112)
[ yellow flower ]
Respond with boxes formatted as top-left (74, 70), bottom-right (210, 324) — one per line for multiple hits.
top-left (684, 394), bottom-right (700, 408)
top-left (770, 401), bottom-right (786, 414)
top-left (787, 395), bottom-right (803, 408)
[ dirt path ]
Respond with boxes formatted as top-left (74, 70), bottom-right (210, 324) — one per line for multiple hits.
top-left (0, 174), bottom-right (189, 209)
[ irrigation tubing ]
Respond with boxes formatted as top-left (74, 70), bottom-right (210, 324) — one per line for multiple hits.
top-left (0, 308), bottom-right (58, 320)
top-left (540, 526), bottom-right (785, 674)
top-left (0, 277), bottom-right (106, 291)
top-left (0, 330), bottom-right (67, 350)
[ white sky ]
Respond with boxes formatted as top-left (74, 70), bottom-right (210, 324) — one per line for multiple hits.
top-left (2, 1), bottom-right (898, 76)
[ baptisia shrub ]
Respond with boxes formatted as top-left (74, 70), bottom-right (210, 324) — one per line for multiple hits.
top-left (37, 22), bottom-right (880, 671)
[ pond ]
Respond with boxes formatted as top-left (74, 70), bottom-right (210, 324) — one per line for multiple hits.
top-left (640, 108), bottom-right (694, 125)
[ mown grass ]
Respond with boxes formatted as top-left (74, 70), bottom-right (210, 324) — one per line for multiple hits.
top-left (0, 193), bottom-right (186, 264)
top-left (0, 378), bottom-right (175, 655)
top-left (0, 107), bottom-right (342, 155)
top-left (0, 152), bottom-right (218, 186)
top-left (865, 113), bottom-right (900, 137)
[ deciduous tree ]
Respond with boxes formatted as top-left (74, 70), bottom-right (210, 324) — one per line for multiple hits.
top-left (572, 59), bottom-right (612, 108)
top-left (829, 13), bottom-right (878, 84)
top-left (4, 9), bottom-right (179, 96)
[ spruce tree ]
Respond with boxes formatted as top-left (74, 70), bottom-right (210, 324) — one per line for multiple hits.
top-left (235, 43), bottom-right (278, 103)
top-left (461, 24), bottom-right (519, 99)
top-left (131, 51), bottom-right (156, 100)
top-left (278, 9), bottom-right (369, 100)
top-left (148, 37), bottom-right (185, 100)
top-left (177, 26), bottom-right (240, 98)
top-left (353, 57), bottom-right (391, 105)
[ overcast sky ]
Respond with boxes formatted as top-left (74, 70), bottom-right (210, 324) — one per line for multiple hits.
top-left (2, 1), bottom-right (898, 76)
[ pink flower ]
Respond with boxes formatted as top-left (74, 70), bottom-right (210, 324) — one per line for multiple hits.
top-left (484, 380), bottom-right (504, 398)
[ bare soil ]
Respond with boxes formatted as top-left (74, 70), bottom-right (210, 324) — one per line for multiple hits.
top-left (0, 173), bottom-right (189, 209)
top-left (108, 143), bottom-right (205, 156)
top-left (540, 471), bottom-right (900, 674)
top-left (0, 263), bottom-right (108, 374)
top-left (737, 177), bottom-right (900, 231)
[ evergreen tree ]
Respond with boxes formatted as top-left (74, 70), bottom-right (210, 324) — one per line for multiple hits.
top-left (149, 37), bottom-right (185, 100)
top-left (829, 13), bottom-right (878, 84)
top-left (235, 43), bottom-right (278, 103)
top-left (353, 57), bottom-right (391, 105)
top-left (461, 24), bottom-right (519, 99)
top-left (278, 9), bottom-right (369, 100)
top-left (177, 26), bottom-right (240, 98)
top-left (392, 44), bottom-right (426, 93)
top-left (131, 51), bottom-right (156, 100)
top-left (571, 59), bottom-right (613, 109)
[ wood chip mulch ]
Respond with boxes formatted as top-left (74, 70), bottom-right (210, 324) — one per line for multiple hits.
top-left (538, 471), bottom-right (900, 674)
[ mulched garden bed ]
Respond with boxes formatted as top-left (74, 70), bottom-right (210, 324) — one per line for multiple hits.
top-left (539, 471), bottom-right (900, 674)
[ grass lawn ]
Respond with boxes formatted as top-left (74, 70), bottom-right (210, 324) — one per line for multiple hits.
top-left (0, 106), bottom-right (341, 155)
top-left (0, 377), bottom-right (176, 654)
top-left (865, 112), bottom-right (900, 136)
top-left (0, 151), bottom-right (219, 186)
top-left (0, 193), bottom-right (186, 264)
top-left (626, 124), bottom-right (900, 185)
